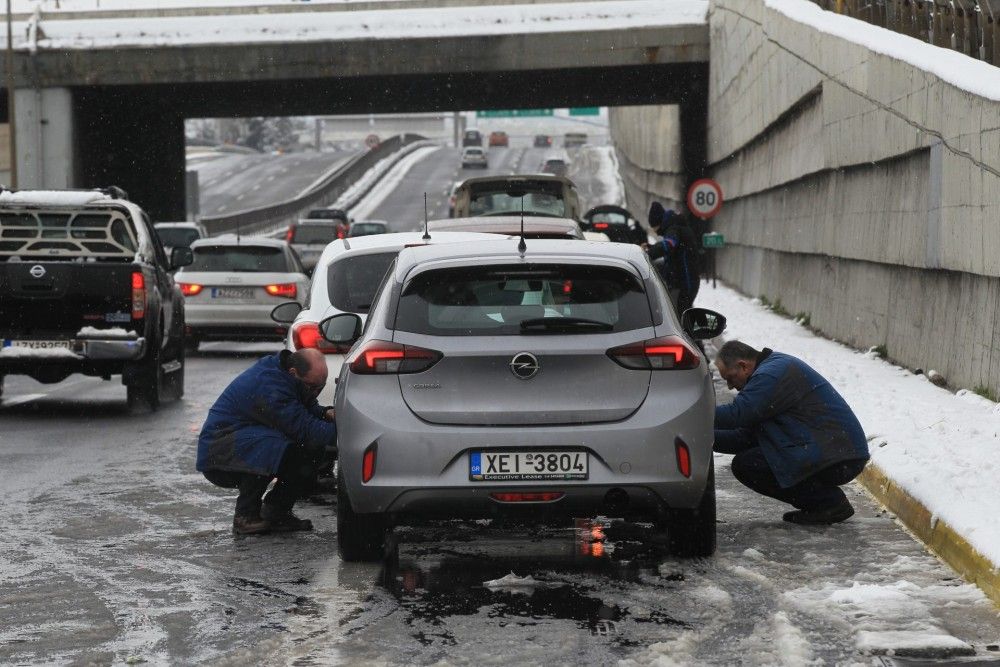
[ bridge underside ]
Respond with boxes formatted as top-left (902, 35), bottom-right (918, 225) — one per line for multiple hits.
top-left (67, 63), bottom-right (707, 219)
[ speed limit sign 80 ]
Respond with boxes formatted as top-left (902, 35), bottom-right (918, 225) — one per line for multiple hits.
top-left (686, 179), bottom-right (723, 219)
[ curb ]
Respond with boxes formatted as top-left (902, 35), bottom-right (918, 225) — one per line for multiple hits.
top-left (857, 463), bottom-right (1000, 605)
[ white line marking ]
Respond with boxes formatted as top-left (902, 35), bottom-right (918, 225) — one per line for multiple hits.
top-left (2, 393), bottom-right (46, 407)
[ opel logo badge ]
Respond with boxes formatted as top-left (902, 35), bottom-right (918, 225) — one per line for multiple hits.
top-left (29, 265), bottom-right (46, 278)
top-left (509, 352), bottom-right (540, 380)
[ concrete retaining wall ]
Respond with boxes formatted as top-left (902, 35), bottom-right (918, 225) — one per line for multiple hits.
top-left (608, 105), bottom-right (686, 219)
top-left (610, 0), bottom-right (1000, 394)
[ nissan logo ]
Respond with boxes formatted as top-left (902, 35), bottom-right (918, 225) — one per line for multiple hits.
top-left (29, 265), bottom-right (46, 278)
top-left (509, 352), bottom-right (540, 380)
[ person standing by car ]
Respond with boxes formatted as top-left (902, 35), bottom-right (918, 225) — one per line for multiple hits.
top-left (197, 348), bottom-right (336, 535)
top-left (713, 341), bottom-right (870, 525)
top-left (644, 202), bottom-right (701, 312)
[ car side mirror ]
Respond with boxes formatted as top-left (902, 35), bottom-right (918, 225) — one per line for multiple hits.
top-left (270, 301), bottom-right (303, 324)
top-left (681, 308), bottom-right (726, 340)
top-left (319, 313), bottom-right (363, 346)
top-left (171, 246), bottom-right (193, 270)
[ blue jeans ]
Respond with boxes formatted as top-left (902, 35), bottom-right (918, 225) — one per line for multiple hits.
top-left (715, 429), bottom-right (868, 511)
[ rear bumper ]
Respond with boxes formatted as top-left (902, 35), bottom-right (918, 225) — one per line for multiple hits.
top-left (186, 303), bottom-right (284, 330)
top-left (0, 336), bottom-right (146, 364)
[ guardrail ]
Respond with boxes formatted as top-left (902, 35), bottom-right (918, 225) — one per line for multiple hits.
top-left (809, 0), bottom-right (1000, 65)
top-left (199, 133), bottom-right (425, 237)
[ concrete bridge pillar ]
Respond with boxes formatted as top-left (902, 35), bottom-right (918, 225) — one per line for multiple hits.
top-left (14, 87), bottom-right (76, 190)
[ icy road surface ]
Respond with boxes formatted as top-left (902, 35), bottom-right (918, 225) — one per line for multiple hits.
top-left (2, 340), bottom-right (1000, 665)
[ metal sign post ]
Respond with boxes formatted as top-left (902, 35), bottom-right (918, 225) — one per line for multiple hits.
top-left (5, 0), bottom-right (16, 188)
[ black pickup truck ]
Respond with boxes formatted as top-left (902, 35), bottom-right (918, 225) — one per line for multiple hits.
top-left (0, 188), bottom-right (193, 408)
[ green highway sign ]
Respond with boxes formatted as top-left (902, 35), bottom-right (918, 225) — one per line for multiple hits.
top-left (702, 232), bottom-right (725, 248)
top-left (569, 107), bottom-right (601, 116)
top-left (476, 109), bottom-right (553, 118)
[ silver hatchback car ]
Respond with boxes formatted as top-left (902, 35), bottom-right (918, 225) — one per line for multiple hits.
top-left (322, 239), bottom-right (725, 561)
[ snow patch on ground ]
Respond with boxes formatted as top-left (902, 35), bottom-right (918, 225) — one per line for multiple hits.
top-left (329, 142), bottom-right (434, 215)
top-left (855, 630), bottom-right (972, 656)
top-left (698, 283), bottom-right (1000, 571)
top-left (346, 145), bottom-right (440, 222)
top-left (590, 145), bottom-right (625, 207)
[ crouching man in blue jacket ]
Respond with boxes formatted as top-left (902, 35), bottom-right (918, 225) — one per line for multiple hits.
top-left (714, 341), bottom-right (869, 525)
top-left (197, 348), bottom-right (336, 535)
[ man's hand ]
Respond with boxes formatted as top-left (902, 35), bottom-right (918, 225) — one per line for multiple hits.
top-left (323, 408), bottom-right (336, 422)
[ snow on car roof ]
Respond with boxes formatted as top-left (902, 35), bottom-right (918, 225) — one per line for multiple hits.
top-left (0, 190), bottom-right (112, 207)
top-left (190, 235), bottom-right (288, 249)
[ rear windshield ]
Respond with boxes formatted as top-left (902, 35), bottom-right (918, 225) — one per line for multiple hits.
top-left (468, 182), bottom-right (566, 218)
top-left (292, 225), bottom-right (338, 244)
top-left (348, 223), bottom-right (385, 237)
top-left (396, 264), bottom-right (652, 336)
top-left (190, 246), bottom-right (289, 272)
top-left (156, 227), bottom-right (201, 248)
top-left (589, 211), bottom-right (628, 225)
top-left (327, 251), bottom-right (397, 313)
top-left (306, 210), bottom-right (346, 221)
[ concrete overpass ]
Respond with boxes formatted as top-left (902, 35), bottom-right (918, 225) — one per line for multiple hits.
top-left (0, 0), bottom-right (708, 218)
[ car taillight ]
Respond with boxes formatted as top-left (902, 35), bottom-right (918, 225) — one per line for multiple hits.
top-left (347, 340), bottom-right (442, 374)
top-left (607, 336), bottom-right (700, 370)
top-left (675, 438), bottom-right (691, 478)
top-left (490, 492), bottom-right (564, 503)
top-left (265, 283), bottom-right (297, 299)
top-left (291, 321), bottom-right (348, 354)
top-left (285, 227), bottom-right (295, 242)
top-left (179, 282), bottom-right (202, 297)
top-left (131, 271), bottom-right (146, 319)
top-left (362, 443), bottom-right (377, 483)
top-left (593, 222), bottom-right (610, 230)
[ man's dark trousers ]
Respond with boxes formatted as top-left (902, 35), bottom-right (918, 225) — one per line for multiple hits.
top-left (203, 440), bottom-right (323, 518)
top-left (715, 429), bottom-right (867, 511)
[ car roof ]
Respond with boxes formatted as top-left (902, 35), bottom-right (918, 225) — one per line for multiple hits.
top-left (295, 219), bottom-right (341, 226)
top-left (318, 230), bottom-right (503, 259)
top-left (154, 221), bottom-right (202, 229)
top-left (190, 235), bottom-right (288, 249)
top-left (428, 216), bottom-right (580, 234)
top-left (394, 238), bottom-right (649, 277)
top-left (458, 174), bottom-right (576, 188)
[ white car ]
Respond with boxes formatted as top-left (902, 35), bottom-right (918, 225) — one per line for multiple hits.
top-left (176, 236), bottom-right (310, 351)
top-left (461, 147), bottom-right (488, 169)
top-left (154, 221), bottom-right (208, 255)
top-left (272, 231), bottom-right (498, 405)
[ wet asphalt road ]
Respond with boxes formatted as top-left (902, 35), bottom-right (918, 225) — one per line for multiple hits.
top-left (3, 144), bottom-right (1000, 665)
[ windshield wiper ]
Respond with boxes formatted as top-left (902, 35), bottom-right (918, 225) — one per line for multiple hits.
top-left (520, 317), bottom-right (613, 333)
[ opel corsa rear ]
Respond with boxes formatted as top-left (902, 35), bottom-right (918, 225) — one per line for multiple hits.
top-left (332, 239), bottom-right (724, 561)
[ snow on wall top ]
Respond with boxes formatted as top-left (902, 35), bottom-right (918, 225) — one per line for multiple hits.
top-left (7, 0), bottom-right (707, 49)
top-left (766, 0), bottom-right (1000, 102)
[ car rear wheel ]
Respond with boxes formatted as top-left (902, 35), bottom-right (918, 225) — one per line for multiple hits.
top-left (337, 470), bottom-right (388, 562)
top-left (661, 461), bottom-right (717, 558)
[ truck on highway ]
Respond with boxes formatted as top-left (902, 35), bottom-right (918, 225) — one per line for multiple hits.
top-left (0, 188), bottom-right (192, 409)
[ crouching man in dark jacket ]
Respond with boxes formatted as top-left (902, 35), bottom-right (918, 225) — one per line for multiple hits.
top-left (714, 341), bottom-right (869, 525)
top-left (197, 348), bottom-right (336, 535)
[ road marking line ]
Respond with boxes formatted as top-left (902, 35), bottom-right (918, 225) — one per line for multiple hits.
top-left (2, 393), bottom-right (46, 407)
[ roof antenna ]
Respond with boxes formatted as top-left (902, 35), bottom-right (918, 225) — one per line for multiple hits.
top-left (517, 194), bottom-right (526, 254)
top-left (422, 192), bottom-right (431, 241)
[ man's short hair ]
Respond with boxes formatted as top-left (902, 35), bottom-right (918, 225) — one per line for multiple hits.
top-left (287, 349), bottom-right (315, 376)
top-left (716, 340), bottom-right (760, 367)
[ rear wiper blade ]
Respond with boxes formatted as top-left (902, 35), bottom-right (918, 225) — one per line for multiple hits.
top-left (520, 317), bottom-right (613, 332)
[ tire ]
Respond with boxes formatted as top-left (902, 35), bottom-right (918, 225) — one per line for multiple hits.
top-left (337, 469), bottom-right (387, 562)
top-left (127, 347), bottom-right (163, 411)
top-left (184, 336), bottom-right (200, 355)
top-left (661, 461), bottom-right (717, 558)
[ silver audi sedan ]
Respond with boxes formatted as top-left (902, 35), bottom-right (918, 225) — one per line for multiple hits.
top-left (324, 239), bottom-right (725, 561)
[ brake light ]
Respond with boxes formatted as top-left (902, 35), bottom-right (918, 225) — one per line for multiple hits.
top-left (562, 280), bottom-right (572, 295)
top-left (675, 438), bottom-right (691, 478)
top-left (490, 492), bottom-right (564, 503)
top-left (362, 444), bottom-right (377, 483)
top-left (285, 227), bottom-right (295, 242)
top-left (179, 282), bottom-right (202, 297)
top-left (265, 283), bottom-right (297, 299)
top-left (593, 222), bottom-right (610, 230)
top-left (291, 321), bottom-right (347, 354)
top-left (347, 340), bottom-right (442, 374)
top-left (607, 336), bottom-right (700, 370)
top-left (131, 271), bottom-right (146, 319)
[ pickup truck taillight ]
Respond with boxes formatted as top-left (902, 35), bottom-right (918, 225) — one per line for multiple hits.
top-left (285, 227), bottom-right (295, 242)
top-left (131, 271), bottom-right (146, 319)
top-left (291, 321), bottom-right (348, 354)
top-left (179, 283), bottom-right (203, 296)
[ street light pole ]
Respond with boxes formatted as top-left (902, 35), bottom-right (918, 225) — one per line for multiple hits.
top-left (5, 0), bottom-right (16, 188)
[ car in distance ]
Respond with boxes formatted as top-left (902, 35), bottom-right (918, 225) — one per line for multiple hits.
top-left (452, 174), bottom-right (581, 220)
top-left (462, 129), bottom-right (484, 147)
top-left (488, 131), bottom-right (510, 147)
top-left (581, 205), bottom-right (647, 244)
top-left (563, 132), bottom-right (588, 148)
top-left (176, 236), bottom-right (309, 351)
top-left (0, 188), bottom-right (191, 409)
top-left (461, 147), bottom-right (489, 169)
top-left (533, 134), bottom-right (553, 148)
top-left (347, 220), bottom-right (389, 237)
top-left (326, 238), bottom-right (726, 561)
top-left (427, 216), bottom-right (584, 240)
top-left (154, 221), bottom-right (208, 255)
top-left (285, 220), bottom-right (345, 272)
top-left (540, 155), bottom-right (569, 177)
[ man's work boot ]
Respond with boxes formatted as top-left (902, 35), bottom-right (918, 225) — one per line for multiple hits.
top-left (783, 498), bottom-right (855, 525)
top-left (261, 504), bottom-right (313, 532)
top-left (232, 515), bottom-right (271, 535)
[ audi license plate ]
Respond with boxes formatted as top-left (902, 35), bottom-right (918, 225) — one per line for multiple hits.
top-left (2, 339), bottom-right (72, 350)
top-left (470, 450), bottom-right (588, 481)
top-left (211, 287), bottom-right (254, 299)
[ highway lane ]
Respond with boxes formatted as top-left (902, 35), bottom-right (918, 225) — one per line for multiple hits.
top-left (191, 150), bottom-right (358, 218)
